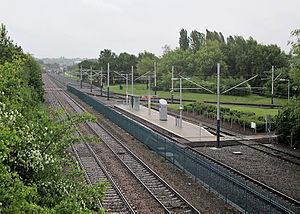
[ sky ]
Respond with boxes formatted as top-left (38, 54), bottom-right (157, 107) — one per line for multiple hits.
top-left (1, 0), bottom-right (299, 58)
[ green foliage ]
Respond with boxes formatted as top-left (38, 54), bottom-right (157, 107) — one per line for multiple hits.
top-left (192, 40), bottom-right (228, 77)
top-left (0, 24), bottom-right (23, 65)
top-left (136, 57), bottom-right (155, 76)
top-left (189, 30), bottom-right (205, 53)
top-left (98, 49), bottom-right (118, 70)
top-left (275, 100), bottom-right (300, 147)
top-left (288, 29), bottom-right (300, 95)
top-left (186, 102), bottom-right (270, 132)
top-left (117, 52), bottom-right (137, 72)
top-left (0, 24), bottom-right (106, 213)
top-left (179, 28), bottom-right (189, 50)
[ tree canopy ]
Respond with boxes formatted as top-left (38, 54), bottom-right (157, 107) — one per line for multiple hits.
top-left (0, 24), bottom-right (106, 213)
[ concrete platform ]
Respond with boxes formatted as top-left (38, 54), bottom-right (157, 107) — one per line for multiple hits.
top-left (115, 104), bottom-right (219, 143)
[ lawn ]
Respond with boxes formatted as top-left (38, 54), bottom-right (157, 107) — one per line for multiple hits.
top-left (109, 84), bottom-right (287, 106)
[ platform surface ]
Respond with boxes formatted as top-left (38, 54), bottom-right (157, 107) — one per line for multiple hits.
top-left (115, 104), bottom-right (219, 142)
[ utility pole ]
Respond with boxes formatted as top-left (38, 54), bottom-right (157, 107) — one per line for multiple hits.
top-left (148, 76), bottom-right (151, 115)
top-left (80, 65), bottom-right (83, 89)
top-left (90, 66), bottom-right (93, 92)
top-left (179, 77), bottom-right (183, 128)
top-left (154, 62), bottom-right (157, 95)
top-left (216, 63), bottom-right (221, 148)
top-left (126, 73), bottom-right (129, 105)
top-left (131, 66), bottom-right (134, 108)
top-left (271, 65), bottom-right (274, 105)
top-left (100, 67), bottom-right (103, 96)
top-left (171, 66), bottom-right (174, 104)
top-left (107, 63), bottom-right (110, 100)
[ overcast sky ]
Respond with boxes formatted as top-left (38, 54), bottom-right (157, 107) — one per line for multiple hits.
top-left (1, 0), bottom-right (299, 58)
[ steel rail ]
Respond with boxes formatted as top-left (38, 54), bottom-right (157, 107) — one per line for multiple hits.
top-left (45, 75), bottom-right (135, 213)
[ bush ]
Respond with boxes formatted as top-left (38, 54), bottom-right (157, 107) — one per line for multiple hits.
top-left (185, 101), bottom-right (269, 132)
top-left (275, 100), bottom-right (300, 147)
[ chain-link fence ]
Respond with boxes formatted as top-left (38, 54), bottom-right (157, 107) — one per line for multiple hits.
top-left (68, 85), bottom-right (295, 214)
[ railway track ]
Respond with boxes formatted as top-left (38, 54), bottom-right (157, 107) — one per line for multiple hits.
top-left (48, 73), bottom-right (300, 210)
top-left (45, 77), bottom-right (135, 213)
top-left (46, 74), bottom-right (200, 214)
top-left (238, 141), bottom-right (300, 166)
top-left (111, 98), bottom-right (300, 209)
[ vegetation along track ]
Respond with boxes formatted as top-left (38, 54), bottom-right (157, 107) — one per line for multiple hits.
top-left (45, 77), bottom-right (135, 213)
top-left (46, 74), bottom-right (200, 214)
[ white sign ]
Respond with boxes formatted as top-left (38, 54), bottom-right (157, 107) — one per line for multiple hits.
top-left (251, 122), bottom-right (256, 129)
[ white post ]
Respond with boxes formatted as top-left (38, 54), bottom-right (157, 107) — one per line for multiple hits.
top-left (100, 67), bottom-right (103, 96)
top-left (148, 76), bottom-right (151, 115)
top-left (131, 66), bottom-right (134, 108)
top-left (90, 66), bottom-right (92, 92)
top-left (271, 65), bottom-right (274, 105)
top-left (107, 63), bottom-right (110, 100)
top-left (171, 66), bottom-right (174, 104)
top-left (216, 63), bottom-right (221, 148)
top-left (154, 62), bottom-right (157, 95)
top-left (126, 73), bottom-right (128, 105)
top-left (131, 66), bottom-right (134, 95)
top-left (80, 65), bottom-right (83, 88)
top-left (179, 78), bottom-right (182, 128)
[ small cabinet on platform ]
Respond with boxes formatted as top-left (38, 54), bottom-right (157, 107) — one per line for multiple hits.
top-left (159, 99), bottom-right (168, 121)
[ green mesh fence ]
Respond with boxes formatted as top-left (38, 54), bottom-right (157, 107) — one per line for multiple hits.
top-left (68, 85), bottom-right (295, 214)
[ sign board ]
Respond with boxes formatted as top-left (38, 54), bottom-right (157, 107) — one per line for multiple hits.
top-left (251, 122), bottom-right (256, 129)
top-left (179, 105), bottom-right (184, 110)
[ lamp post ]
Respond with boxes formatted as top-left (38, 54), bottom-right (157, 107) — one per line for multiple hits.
top-left (171, 66), bottom-right (174, 104)
top-left (90, 66), bottom-right (93, 92)
top-left (107, 63), bottom-right (110, 100)
top-left (154, 62), bottom-right (157, 95)
top-left (80, 65), bottom-right (83, 88)
top-left (216, 63), bottom-right (221, 148)
top-left (100, 67), bottom-right (103, 96)
top-left (271, 65), bottom-right (274, 105)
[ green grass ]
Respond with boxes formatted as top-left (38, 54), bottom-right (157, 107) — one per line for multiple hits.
top-left (110, 84), bottom-right (288, 106)
top-left (168, 103), bottom-right (278, 117)
top-left (62, 72), bottom-right (80, 81)
top-left (221, 106), bottom-right (278, 117)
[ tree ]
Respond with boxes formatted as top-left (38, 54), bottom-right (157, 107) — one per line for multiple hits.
top-left (117, 52), bottom-right (137, 72)
top-left (0, 23), bottom-right (23, 64)
top-left (288, 29), bottom-right (300, 95)
top-left (161, 44), bottom-right (172, 55)
top-left (98, 49), bottom-right (117, 70)
top-left (179, 28), bottom-right (189, 50)
top-left (0, 24), bottom-right (106, 213)
top-left (275, 100), bottom-right (300, 147)
top-left (189, 30), bottom-right (205, 53)
top-left (136, 57), bottom-right (155, 76)
top-left (193, 40), bottom-right (228, 77)
top-left (138, 51), bottom-right (156, 61)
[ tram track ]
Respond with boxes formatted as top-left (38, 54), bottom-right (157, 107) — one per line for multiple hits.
top-left (45, 74), bottom-right (200, 214)
top-left (45, 77), bottom-right (135, 213)
top-left (48, 73), bottom-right (300, 211)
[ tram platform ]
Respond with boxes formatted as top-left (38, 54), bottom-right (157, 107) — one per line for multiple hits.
top-left (115, 104), bottom-right (218, 143)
